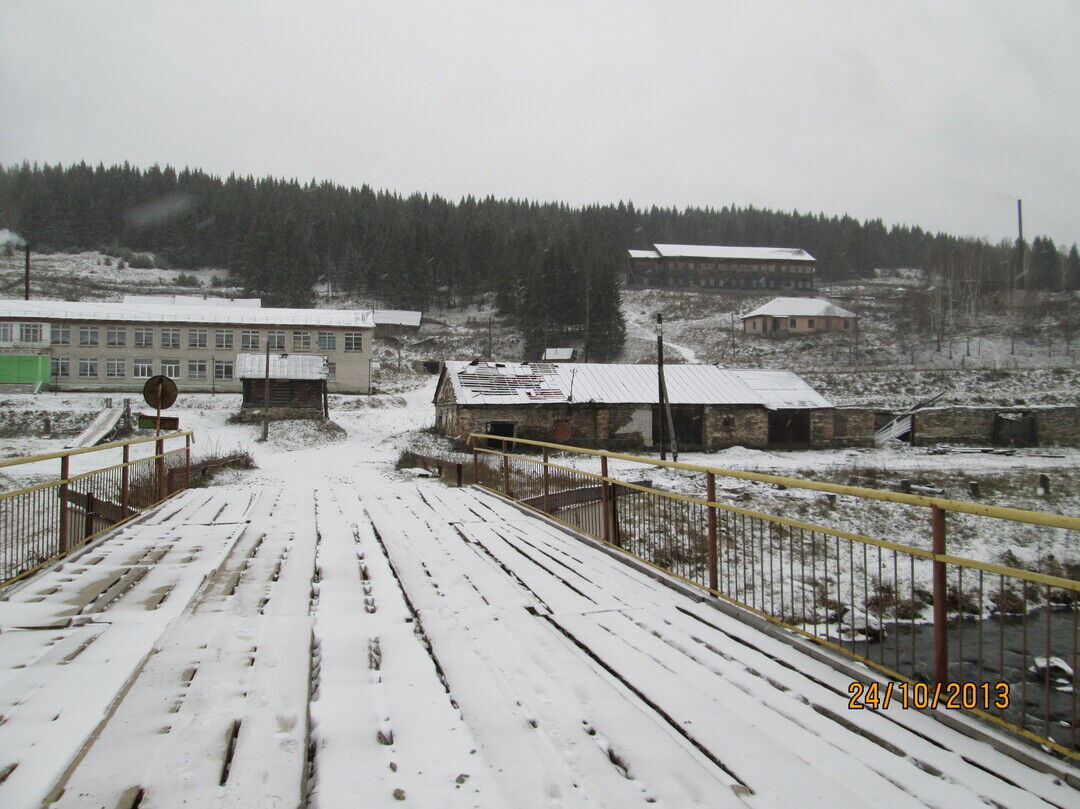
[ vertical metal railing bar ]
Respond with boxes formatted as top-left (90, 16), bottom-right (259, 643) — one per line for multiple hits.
top-left (1044, 586), bottom-right (1052, 742)
top-left (1021, 582), bottom-right (1029, 732)
top-left (1072, 606), bottom-right (1078, 750)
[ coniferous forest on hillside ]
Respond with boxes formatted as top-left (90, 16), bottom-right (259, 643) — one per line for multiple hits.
top-left (1, 162), bottom-right (1077, 361)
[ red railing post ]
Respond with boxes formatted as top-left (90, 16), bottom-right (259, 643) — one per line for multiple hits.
top-left (542, 447), bottom-right (550, 513)
top-left (84, 491), bottom-right (96, 540)
top-left (59, 455), bottom-right (70, 552)
top-left (185, 434), bottom-right (191, 490)
top-left (707, 472), bottom-right (718, 591)
top-left (600, 456), bottom-right (611, 543)
top-left (455, 462), bottom-right (463, 487)
top-left (502, 452), bottom-right (511, 497)
top-left (931, 505), bottom-right (948, 686)
top-left (155, 436), bottom-right (165, 502)
top-left (121, 443), bottom-right (130, 515)
top-left (472, 447), bottom-right (479, 486)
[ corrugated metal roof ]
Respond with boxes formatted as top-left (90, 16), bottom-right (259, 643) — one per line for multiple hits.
top-left (742, 297), bottom-right (856, 319)
top-left (443, 362), bottom-right (831, 410)
top-left (123, 295), bottom-right (262, 308)
top-left (0, 299), bottom-right (374, 328)
top-left (234, 353), bottom-right (329, 380)
top-left (731, 369), bottom-right (833, 409)
top-left (373, 309), bottom-right (423, 327)
top-left (652, 244), bottom-right (816, 262)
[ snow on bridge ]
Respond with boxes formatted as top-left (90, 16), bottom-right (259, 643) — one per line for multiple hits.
top-left (1, 473), bottom-right (1076, 808)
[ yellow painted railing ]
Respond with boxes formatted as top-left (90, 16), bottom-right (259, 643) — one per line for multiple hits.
top-left (468, 433), bottom-right (1080, 760)
top-left (0, 432), bottom-right (194, 588)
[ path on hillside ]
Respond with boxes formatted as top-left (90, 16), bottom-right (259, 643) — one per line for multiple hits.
top-left (622, 305), bottom-right (701, 364)
top-left (2, 459), bottom-right (1076, 807)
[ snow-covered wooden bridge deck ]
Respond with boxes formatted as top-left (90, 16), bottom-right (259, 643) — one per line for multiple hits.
top-left (1, 476), bottom-right (1076, 808)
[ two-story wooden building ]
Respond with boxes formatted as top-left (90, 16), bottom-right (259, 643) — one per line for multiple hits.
top-left (626, 243), bottom-right (816, 292)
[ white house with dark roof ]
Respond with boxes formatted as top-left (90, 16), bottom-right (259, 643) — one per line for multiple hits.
top-left (741, 297), bottom-right (857, 336)
top-left (626, 243), bottom-right (816, 292)
top-left (434, 361), bottom-right (851, 450)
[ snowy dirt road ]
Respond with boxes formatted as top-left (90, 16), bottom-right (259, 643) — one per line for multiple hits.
top-left (1, 384), bottom-right (1077, 808)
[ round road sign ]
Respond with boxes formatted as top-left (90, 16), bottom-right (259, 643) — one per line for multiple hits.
top-left (142, 375), bottom-right (178, 410)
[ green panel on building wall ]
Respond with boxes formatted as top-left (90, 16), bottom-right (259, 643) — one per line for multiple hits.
top-left (0, 355), bottom-right (51, 383)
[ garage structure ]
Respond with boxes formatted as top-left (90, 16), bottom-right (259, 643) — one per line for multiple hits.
top-left (435, 361), bottom-right (846, 450)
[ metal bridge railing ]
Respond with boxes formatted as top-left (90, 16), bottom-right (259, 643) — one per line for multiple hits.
top-left (468, 433), bottom-right (1080, 761)
top-left (0, 432), bottom-right (194, 587)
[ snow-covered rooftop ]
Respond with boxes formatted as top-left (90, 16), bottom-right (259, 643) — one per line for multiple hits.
top-left (628, 249), bottom-right (660, 259)
top-left (542, 348), bottom-right (576, 361)
top-left (234, 352), bottom-right (329, 380)
top-left (373, 309), bottom-right (423, 327)
top-left (441, 361), bottom-right (831, 409)
top-left (0, 299), bottom-right (374, 328)
top-left (123, 295), bottom-right (262, 308)
top-left (650, 244), bottom-right (816, 262)
top-left (742, 297), bottom-right (857, 319)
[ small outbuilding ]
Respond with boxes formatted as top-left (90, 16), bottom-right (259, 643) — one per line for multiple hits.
top-left (373, 309), bottom-right (423, 338)
top-left (235, 353), bottom-right (329, 418)
top-left (742, 297), bottom-right (856, 335)
top-left (541, 348), bottom-right (577, 363)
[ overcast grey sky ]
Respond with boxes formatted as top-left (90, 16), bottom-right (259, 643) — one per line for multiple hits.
top-left (2, 1), bottom-right (1077, 246)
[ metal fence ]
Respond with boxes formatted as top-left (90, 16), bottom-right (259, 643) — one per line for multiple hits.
top-left (0, 432), bottom-right (193, 587)
top-left (399, 450), bottom-right (472, 486)
top-left (469, 433), bottom-right (1080, 761)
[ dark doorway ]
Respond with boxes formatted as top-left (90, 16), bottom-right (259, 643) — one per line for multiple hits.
top-left (652, 405), bottom-right (705, 449)
top-left (992, 412), bottom-right (1037, 447)
top-left (553, 420), bottom-right (571, 443)
top-left (486, 420), bottom-right (516, 449)
top-left (768, 409), bottom-right (811, 447)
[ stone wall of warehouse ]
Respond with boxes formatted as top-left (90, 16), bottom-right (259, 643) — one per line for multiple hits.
top-left (828, 408), bottom-right (878, 447)
top-left (911, 406), bottom-right (1080, 447)
top-left (438, 401), bottom-right (875, 450)
top-left (703, 405), bottom-right (768, 449)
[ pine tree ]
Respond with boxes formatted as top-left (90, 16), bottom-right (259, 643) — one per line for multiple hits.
top-left (1065, 245), bottom-right (1080, 291)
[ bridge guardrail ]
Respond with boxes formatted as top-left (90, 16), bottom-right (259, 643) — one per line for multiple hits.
top-left (468, 432), bottom-right (1080, 761)
top-left (0, 432), bottom-right (193, 587)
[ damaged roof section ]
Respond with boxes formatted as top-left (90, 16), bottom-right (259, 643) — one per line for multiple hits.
top-left (442, 361), bottom-right (831, 410)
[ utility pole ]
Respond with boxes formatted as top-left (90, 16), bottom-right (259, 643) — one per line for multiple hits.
top-left (583, 270), bottom-right (591, 363)
top-left (24, 244), bottom-right (30, 300)
top-left (730, 313), bottom-right (736, 364)
top-left (1013, 199), bottom-right (1023, 355)
top-left (261, 338), bottom-right (270, 441)
top-left (656, 313), bottom-right (678, 461)
top-left (657, 313), bottom-right (667, 460)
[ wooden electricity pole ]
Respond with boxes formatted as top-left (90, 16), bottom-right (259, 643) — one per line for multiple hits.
top-left (657, 313), bottom-right (667, 460)
top-left (262, 338), bottom-right (270, 441)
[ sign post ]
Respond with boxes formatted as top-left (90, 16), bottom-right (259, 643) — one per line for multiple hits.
top-left (142, 376), bottom-right (178, 500)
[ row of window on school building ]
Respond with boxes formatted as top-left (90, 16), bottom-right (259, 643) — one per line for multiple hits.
top-left (48, 356), bottom-right (337, 381)
top-left (0, 323), bottom-right (365, 352)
